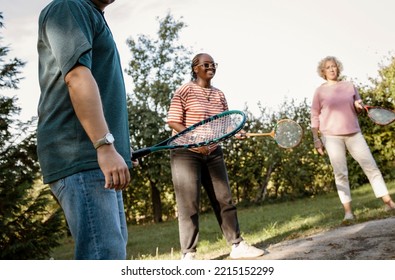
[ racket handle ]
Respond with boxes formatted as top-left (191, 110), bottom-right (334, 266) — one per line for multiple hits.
top-left (245, 132), bottom-right (273, 137)
top-left (131, 148), bottom-right (151, 160)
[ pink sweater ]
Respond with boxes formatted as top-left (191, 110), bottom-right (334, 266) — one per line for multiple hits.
top-left (311, 81), bottom-right (362, 136)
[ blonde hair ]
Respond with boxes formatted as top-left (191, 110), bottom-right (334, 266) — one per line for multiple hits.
top-left (317, 56), bottom-right (343, 80)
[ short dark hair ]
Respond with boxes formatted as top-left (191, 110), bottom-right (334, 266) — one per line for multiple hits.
top-left (190, 53), bottom-right (207, 80)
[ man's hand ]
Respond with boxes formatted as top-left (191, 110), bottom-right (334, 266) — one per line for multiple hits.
top-left (131, 148), bottom-right (140, 167)
top-left (97, 145), bottom-right (131, 190)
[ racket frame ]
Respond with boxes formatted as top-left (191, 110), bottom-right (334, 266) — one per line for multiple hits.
top-left (245, 119), bottom-right (303, 148)
top-left (131, 110), bottom-right (247, 159)
top-left (364, 105), bottom-right (395, 126)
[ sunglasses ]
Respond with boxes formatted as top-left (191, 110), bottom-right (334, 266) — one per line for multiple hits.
top-left (197, 63), bottom-right (218, 69)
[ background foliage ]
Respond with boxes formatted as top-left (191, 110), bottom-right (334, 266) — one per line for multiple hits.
top-left (123, 13), bottom-right (192, 223)
top-left (0, 12), bottom-right (64, 259)
top-left (0, 11), bottom-right (394, 259)
top-left (122, 14), bottom-right (395, 223)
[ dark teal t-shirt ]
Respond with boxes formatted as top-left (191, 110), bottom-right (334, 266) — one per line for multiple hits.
top-left (37, 0), bottom-right (131, 183)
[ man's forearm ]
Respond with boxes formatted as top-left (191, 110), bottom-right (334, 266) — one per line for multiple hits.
top-left (65, 65), bottom-right (110, 144)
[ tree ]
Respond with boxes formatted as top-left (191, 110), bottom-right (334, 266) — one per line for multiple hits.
top-left (224, 99), bottom-right (335, 204)
top-left (0, 15), bottom-right (24, 90)
top-left (224, 55), bottom-right (395, 205)
top-left (124, 13), bottom-right (192, 223)
top-left (267, 99), bottom-right (335, 200)
top-left (121, 13), bottom-right (395, 223)
top-left (352, 55), bottom-right (395, 184)
top-left (0, 12), bottom-right (64, 259)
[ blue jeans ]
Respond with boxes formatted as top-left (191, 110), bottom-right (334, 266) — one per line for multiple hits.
top-left (170, 147), bottom-right (242, 254)
top-left (50, 169), bottom-right (128, 259)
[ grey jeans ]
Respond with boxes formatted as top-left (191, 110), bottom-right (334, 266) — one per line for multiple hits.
top-left (170, 147), bottom-right (242, 254)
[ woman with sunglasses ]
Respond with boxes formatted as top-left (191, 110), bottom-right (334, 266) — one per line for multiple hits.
top-left (167, 53), bottom-right (264, 260)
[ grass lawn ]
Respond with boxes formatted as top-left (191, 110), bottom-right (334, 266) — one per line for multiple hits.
top-left (51, 181), bottom-right (395, 260)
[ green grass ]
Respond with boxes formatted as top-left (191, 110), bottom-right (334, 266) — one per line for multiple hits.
top-left (50, 181), bottom-right (395, 260)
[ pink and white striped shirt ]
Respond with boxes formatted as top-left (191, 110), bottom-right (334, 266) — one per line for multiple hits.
top-left (167, 81), bottom-right (228, 151)
top-left (167, 81), bottom-right (228, 127)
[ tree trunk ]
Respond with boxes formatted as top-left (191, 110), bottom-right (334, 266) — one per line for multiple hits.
top-left (255, 163), bottom-right (275, 202)
top-left (151, 184), bottom-right (163, 223)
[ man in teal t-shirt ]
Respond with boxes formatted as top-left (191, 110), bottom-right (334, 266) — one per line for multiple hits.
top-left (37, 0), bottom-right (132, 259)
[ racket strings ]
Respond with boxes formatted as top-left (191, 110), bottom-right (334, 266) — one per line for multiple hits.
top-left (368, 108), bottom-right (395, 125)
top-left (169, 114), bottom-right (243, 146)
top-left (274, 121), bottom-right (303, 148)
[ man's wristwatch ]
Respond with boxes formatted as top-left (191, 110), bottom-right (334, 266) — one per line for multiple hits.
top-left (94, 133), bottom-right (115, 149)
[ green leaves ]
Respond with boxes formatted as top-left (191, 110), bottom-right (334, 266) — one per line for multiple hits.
top-left (124, 13), bottom-right (192, 223)
top-left (0, 14), bottom-right (64, 259)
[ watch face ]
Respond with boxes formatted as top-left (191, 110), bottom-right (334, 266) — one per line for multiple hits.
top-left (106, 133), bottom-right (115, 144)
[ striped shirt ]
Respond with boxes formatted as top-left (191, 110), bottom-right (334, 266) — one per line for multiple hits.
top-left (167, 81), bottom-right (229, 152)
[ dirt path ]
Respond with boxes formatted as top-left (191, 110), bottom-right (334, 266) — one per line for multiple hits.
top-left (257, 217), bottom-right (395, 260)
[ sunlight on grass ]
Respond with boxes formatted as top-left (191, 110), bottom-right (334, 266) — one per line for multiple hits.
top-left (50, 181), bottom-right (395, 260)
top-left (262, 221), bottom-right (279, 236)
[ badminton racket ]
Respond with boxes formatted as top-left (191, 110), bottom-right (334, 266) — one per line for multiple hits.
top-left (131, 110), bottom-right (246, 160)
top-left (363, 105), bottom-right (395, 126)
top-left (239, 119), bottom-right (303, 148)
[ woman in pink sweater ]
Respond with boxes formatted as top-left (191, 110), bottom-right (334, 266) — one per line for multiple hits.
top-left (311, 56), bottom-right (395, 222)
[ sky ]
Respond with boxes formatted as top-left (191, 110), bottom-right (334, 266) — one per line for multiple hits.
top-left (1, 0), bottom-right (395, 121)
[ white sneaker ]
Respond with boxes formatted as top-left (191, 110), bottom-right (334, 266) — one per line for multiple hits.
top-left (230, 241), bottom-right (264, 259)
top-left (342, 213), bottom-right (354, 225)
top-left (343, 213), bottom-right (354, 221)
top-left (181, 252), bottom-right (196, 260)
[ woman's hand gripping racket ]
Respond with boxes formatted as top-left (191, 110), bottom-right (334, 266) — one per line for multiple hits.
top-left (131, 110), bottom-right (247, 160)
top-left (358, 103), bottom-right (395, 125)
top-left (239, 119), bottom-right (303, 149)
